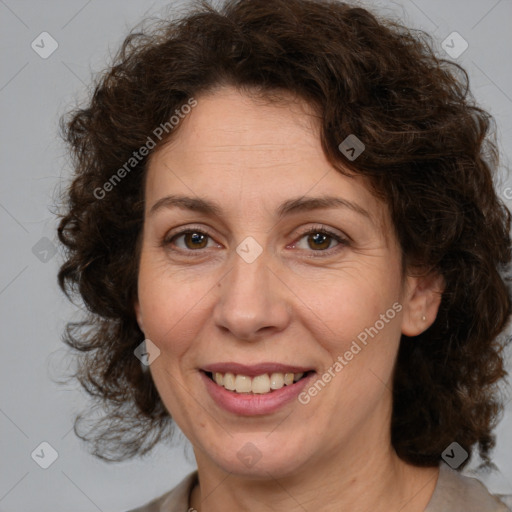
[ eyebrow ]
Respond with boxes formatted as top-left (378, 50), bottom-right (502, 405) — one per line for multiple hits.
top-left (149, 194), bottom-right (373, 222)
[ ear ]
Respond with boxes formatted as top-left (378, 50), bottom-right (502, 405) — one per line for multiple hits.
top-left (401, 269), bottom-right (445, 336)
top-left (134, 300), bottom-right (145, 333)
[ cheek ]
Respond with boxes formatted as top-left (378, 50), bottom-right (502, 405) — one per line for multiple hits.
top-left (137, 254), bottom-right (216, 356)
top-left (302, 272), bottom-right (403, 396)
top-left (302, 267), bottom-right (399, 336)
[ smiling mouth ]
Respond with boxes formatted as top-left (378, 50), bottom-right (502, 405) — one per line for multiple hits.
top-left (203, 370), bottom-right (314, 395)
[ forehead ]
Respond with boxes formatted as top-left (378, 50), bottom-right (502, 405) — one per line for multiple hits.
top-left (160, 87), bottom-right (323, 161)
top-left (145, 86), bottom-right (392, 237)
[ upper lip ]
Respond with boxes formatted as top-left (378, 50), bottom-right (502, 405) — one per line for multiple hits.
top-left (201, 362), bottom-right (314, 377)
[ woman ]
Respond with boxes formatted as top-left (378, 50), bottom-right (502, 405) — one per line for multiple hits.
top-left (57, 0), bottom-right (512, 510)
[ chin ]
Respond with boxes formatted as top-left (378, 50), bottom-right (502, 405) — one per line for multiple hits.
top-left (206, 432), bottom-right (314, 479)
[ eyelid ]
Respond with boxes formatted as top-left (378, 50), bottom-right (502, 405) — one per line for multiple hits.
top-left (163, 223), bottom-right (215, 241)
top-left (293, 223), bottom-right (348, 242)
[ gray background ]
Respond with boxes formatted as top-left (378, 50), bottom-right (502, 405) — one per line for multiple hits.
top-left (1, 0), bottom-right (511, 510)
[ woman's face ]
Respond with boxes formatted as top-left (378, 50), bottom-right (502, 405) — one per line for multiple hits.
top-left (135, 86), bottom-right (441, 479)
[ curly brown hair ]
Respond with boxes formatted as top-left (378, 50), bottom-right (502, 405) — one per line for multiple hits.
top-left (57, 0), bottom-right (512, 467)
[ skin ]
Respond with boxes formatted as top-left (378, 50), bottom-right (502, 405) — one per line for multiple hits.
top-left (134, 86), bottom-right (445, 511)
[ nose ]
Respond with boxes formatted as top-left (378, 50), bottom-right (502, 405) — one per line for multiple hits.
top-left (212, 244), bottom-right (291, 342)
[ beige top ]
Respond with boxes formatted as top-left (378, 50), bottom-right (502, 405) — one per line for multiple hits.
top-left (126, 463), bottom-right (512, 511)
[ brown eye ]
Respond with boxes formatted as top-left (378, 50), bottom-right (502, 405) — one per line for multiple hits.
top-left (182, 231), bottom-right (209, 250)
top-left (306, 232), bottom-right (332, 250)
top-left (164, 229), bottom-right (214, 251)
top-left (292, 226), bottom-right (349, 257)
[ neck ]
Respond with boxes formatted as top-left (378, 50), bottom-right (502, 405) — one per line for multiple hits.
top-left (189, 439), bottom-right (439, 511)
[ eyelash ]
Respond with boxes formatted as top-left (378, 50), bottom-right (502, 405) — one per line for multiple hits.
top-left (162, 224), bottom-right (349, 258)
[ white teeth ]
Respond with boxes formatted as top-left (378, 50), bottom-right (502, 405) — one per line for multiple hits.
top-left (210, 371), bottom-right (308, 394)
top-left (251, 374), bottom-right (270, 394)
top-left (235, 375), bottom-right (252, 393)
top-left (223, 372), bottom-right (235, 391)
top-left (270, 372), bottom-right (284, 389)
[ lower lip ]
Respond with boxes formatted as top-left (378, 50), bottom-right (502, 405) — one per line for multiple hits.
top-left (200, 371), bottom-right (315, 416)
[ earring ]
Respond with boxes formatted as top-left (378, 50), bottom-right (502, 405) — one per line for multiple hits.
top-left (141, 358), bottom-right (150, 373)
top-left (421, 315), bottom-right (426, 322)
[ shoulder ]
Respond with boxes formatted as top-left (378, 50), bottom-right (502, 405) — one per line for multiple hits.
top-left (425, 464), bottom-right (511, 512)
top-left (124, 470), bottom-right (198, 512)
